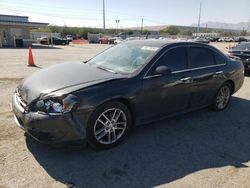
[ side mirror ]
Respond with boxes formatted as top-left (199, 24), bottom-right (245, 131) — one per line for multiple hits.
top-left (153, 66), bottom-right (171, 75)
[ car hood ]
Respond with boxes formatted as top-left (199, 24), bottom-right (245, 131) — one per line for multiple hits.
top-left (17, 62), bottom-right (125, 104)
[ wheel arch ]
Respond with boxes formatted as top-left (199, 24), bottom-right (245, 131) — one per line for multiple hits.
top-left (90, 97), bottom-right (136, 127)
top-left (224, 80), bottom-right (235, 93)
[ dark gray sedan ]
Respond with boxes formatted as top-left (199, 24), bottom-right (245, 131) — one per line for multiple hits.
top-left (229, 42), bottom-right (250, 72)
top-left (12, 40), bottom-right (244, 149)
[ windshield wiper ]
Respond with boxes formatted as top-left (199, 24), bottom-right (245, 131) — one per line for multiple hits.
top-left (96, 66), bottom-right (117, 74)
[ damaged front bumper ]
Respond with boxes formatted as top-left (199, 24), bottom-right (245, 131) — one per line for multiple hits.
top-left (12, 92), bottom-right (87, 145)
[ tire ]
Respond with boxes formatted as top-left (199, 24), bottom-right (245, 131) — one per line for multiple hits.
top-left (211, 82), bottom-right (232, 111)
top-left (87, 101), bottom-right (132, 149)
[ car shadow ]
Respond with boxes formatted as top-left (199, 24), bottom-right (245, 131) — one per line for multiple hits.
top-left (26, 96), bottom-right (250, 188)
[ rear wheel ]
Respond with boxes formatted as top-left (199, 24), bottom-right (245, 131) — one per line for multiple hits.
top-left (87, 101), bottom-right (131, 149)
top-left (211, 83), bottom-right (232, 111)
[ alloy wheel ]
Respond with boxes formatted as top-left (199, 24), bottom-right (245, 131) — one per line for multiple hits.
top-left (93, 108), bottom-right (127, 145)
top-left (216, 86), bottom-right (231, 110)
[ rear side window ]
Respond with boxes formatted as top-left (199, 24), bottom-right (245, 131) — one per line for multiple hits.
top-left (214, 52), bottom-right (226, 65)
top-left (189, 47), bottom-right (215, 68)
top-left (155, 47), bottom-right (187, 72)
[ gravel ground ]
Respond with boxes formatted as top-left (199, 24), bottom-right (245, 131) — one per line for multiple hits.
top-left (0, 42), bottom-right (250, 188)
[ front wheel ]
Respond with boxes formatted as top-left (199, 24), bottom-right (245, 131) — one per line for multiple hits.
top-left (87, 101), bottom-right (132, 149)
top-left (211, 83), bottom-right (232, 111)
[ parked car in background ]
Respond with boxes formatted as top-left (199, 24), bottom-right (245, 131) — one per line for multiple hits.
top-left (66, 35), bottom-right (73, 42)
top-left (229, 42), bottom-right (250, 72)
top-left (12, 40), bottom-right (244, 149)
top-left (210, 37), bottom-right (219, 42)
top-left (191, 37), bottom-right (210, 44)
top-left (207, 37), bottom-right (220, 42)
top-left (224, 37), bottom-right (234, 42)
top-left (218, 37), bottom-right (225, 42)
top-left (235, 37), bottom-right (249, 43)
top-left (107, 37), bottom-right (117, 44)
top-left (99, 37), bottom-right (115, 44)
top-left (38, 37), bottom-right (69, 45)
top-left (113, 37), bottom-right (123, 45)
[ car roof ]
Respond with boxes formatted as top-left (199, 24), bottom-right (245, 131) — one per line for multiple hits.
top-left (123, 39), bottom-right (209, 48)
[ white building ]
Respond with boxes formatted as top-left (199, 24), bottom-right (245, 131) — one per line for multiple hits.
top-left (0, 14), bottom-right (48, 47)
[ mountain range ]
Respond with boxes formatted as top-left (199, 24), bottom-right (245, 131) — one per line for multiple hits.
top-left (192, 21), bottom-right (250, 31)
top-left (128, 21), bottom-right (250, 32)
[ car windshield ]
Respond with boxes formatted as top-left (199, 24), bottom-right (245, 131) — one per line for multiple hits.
top-left (233, 43), bottom-right (250, 51)
top-left (88, 43), bottom-right (158, 74)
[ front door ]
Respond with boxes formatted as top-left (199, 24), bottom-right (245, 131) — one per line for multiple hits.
top-left (140, 46), bottom-right (192, 121)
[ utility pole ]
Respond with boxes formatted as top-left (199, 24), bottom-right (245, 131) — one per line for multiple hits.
top-left (103, 0), bottom-right (106, 33)
top-left (248, 15), bottom-right (250, 32)
top-left (115, 19), bottom-right (120, 35)
top-left (197, 2), bottom-right (202, 36)
top-left (141, 18), bottom-right (144, 35)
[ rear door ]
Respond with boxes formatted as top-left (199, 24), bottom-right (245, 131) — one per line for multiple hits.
top-left (187, 46), bottom-right (226, 108)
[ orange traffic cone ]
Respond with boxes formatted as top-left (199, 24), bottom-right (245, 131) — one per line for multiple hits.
top-left (28, 46), bottom-right (35, 67)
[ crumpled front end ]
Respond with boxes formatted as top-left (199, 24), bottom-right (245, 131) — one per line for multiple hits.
top-left (12, 90), bottom-right (87, 145)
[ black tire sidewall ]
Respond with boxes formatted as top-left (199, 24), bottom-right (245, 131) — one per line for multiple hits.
top-left (87, 101), bottom-right (132, 149)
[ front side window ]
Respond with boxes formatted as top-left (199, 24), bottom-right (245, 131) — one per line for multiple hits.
top-left (153, 47), bottom-right (188, 72)
top-left (189, 47), bottom-right (215, 68)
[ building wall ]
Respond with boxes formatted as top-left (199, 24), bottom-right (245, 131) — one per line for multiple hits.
top-left (0, 25), bottom-right (30, 47)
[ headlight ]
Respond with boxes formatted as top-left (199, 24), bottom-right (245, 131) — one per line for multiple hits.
top-left (34, 94), bottom-right (80, 114)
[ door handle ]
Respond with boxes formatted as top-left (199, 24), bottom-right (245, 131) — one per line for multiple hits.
top-left (215, 71), bottom-right (223, 75)
top-left (180, 77), bottom-right (191, 82)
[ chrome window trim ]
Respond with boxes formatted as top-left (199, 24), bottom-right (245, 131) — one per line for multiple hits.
top-left (144, 74), bottom-right (162, 79)
top-left (171, 63), bottom-right (226, 74)
top-left (143, 44), bottom-right (227, 79)
top-left (144, 64), bottom-right (226, 79)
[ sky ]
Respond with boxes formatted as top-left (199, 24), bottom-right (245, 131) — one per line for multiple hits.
top-left (0, 0), bottom-right (249, 28)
